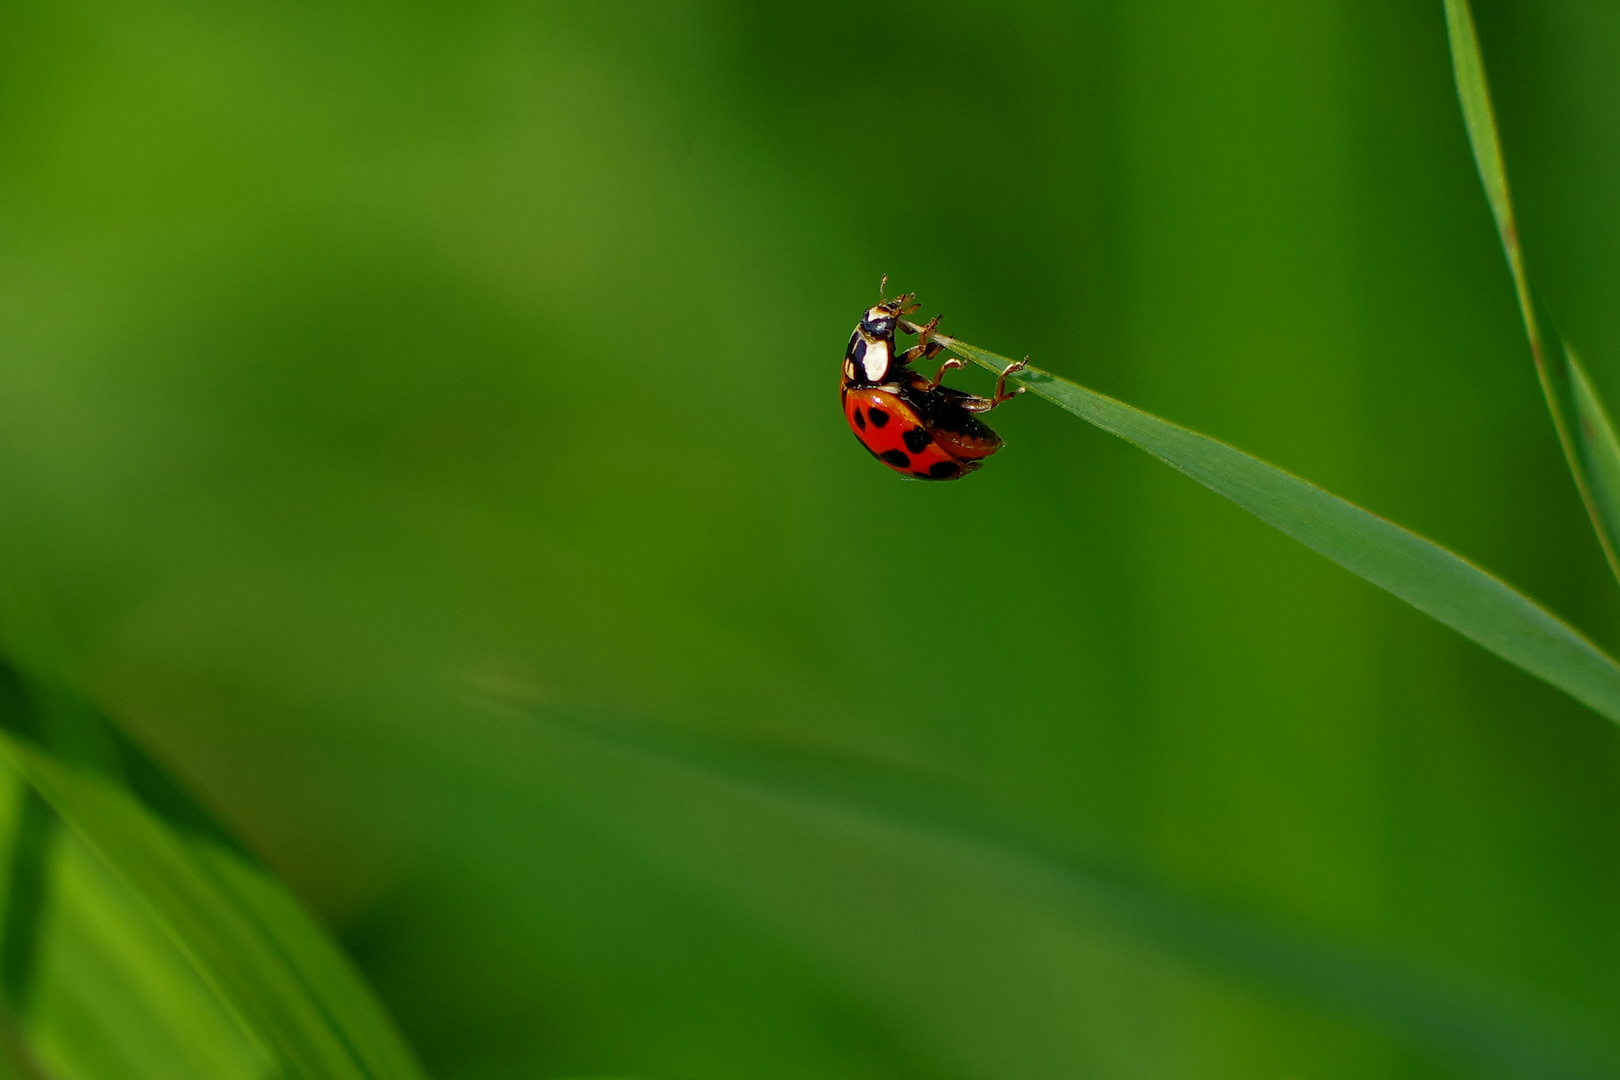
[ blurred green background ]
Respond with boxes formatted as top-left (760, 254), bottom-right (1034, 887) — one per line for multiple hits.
top-left (3, 0), bottom-right (1620, 1077)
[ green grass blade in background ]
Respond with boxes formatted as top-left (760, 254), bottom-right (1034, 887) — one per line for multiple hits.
top-left (0, 666), bottom-right (426, 1080)
top-left (26, 811), bottom-right (274, 1080)
top-left (925, 330), bottom-right (1620, 725)
top-left (0, 788), bottom-right (53, 1015)
top-left (0, 783), bottom-right (50, 1080)
top-left (1443, 0), bottom-right (1620, 586)
top-left (514, 703), bottom-right (1620, 1080)
top-left (1567, 341), bottom-right (1620, 553)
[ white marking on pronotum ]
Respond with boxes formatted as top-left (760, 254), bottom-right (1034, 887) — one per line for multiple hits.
top-left (862, 339), bottom-right (890, 382)
top-left (844, 359), bottom-right (856, 379)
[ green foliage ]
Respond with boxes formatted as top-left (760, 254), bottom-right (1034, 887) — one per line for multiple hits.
top-left (1, 1), bottom-right (1619, 1078)
top-left (0, 671), bottom-right (423, 1080)
top-left (936, 333), bottom-right (1620, 722)
top-left (1443, 0), bottom-right (1620, 585)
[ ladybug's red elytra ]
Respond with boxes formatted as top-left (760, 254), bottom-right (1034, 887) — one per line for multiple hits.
top-left (840, 281), bottom-right (1026, 480)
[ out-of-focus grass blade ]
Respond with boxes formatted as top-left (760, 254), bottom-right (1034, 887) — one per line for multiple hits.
top-left (1443, 0), bottom-right (1620, 585)
top-left (1567, 341), bottom-right (1620, 549)
top-left (31, 820), bottom-right (273, 1080)
top-left (511, 702), bottom-right (1620, 1080)
top-left (0, 761), bottom-right (263, 1080)
top-left (1, 788), bottom-right (53, 1014)
top-left (920, 327), bottom-right (1620, 725)
top-left (0, 778), bottom-right (50, 1080)
top-left (0, 664), bottom-right (426, 1080)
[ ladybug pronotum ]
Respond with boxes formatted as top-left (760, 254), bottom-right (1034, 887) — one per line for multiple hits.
top-left (840, 282), bottom-right (1026, 480)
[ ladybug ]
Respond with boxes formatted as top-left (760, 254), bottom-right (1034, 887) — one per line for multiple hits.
top-left (840, 282), bottom-right (1026, 480)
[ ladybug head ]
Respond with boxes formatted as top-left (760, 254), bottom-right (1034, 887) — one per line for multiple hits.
top-left (860, 293), bottom-right (917, 342)
top-left (844, 286), bottom-right (921, 386)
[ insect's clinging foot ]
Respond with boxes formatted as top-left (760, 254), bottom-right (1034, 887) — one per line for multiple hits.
top-left (900, 314), bottom-right (944, 363)
top-left (923, 356), bottom-right (966, 390)
top-left (990, 356), bottom-right (1030, 406)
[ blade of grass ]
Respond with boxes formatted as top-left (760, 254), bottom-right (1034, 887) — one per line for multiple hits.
top-left (505, 700), bottom-right (1620, 1080)
top-left (912, 325), bottom-right (1620, 725)
top-left (0, 787), bottom-right (53, 1014)
top-left (1442, 0), bottom-right (1620, 585)
top-left (0, 779), bottom-right (52, 1080)
top-left (29, 823), bottom-right (274, 1080)
top-left (0, 664), bottom-right (427, 1080)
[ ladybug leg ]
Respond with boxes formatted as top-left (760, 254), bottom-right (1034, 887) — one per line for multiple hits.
top-left (921, 356), bottom-right (967, 391)
top-left (991, 356), bottom-right (1030, 405)
top-left (957, 357), bottom-right (1030, 414)
top-left (899, 313), bottom-right (944, 364)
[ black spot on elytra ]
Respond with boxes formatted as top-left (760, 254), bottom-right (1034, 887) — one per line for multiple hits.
top-left (868, 407), bottom-right (889, 428)
top-left (929, 460), bottom-right (960, 479)
top-left (853, 407), bottom-right (866, 430)
top-left (879, 449), bottom-right (909, 468)
top-left (902, 427), bottom-right (931, 453)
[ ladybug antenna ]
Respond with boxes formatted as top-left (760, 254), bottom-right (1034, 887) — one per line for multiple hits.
top-left (878, 274), bottom-right (888, 301)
